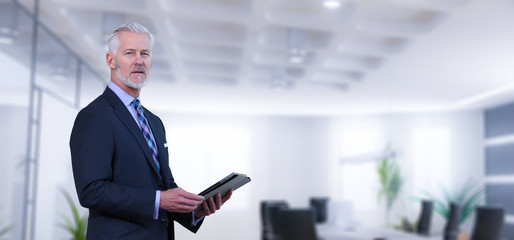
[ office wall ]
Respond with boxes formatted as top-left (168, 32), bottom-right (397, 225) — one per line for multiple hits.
top-left (484, 102), bottom-right (514, 238)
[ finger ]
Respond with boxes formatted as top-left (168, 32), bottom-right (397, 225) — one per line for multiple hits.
top-left (208, 197), bottom-right (216, 213)
top-left (182, 191), bottom-right (205, 202)
top-left (215, 193), bottom-right (222, 209)
top-left (173, 201), bottom-right (197, 213)
top-left (179, 198), bottom-right (203, 208)
top-left (222, 189), bottom-right (233, 203)
top-left (202, 201), bottom-right (210, 216)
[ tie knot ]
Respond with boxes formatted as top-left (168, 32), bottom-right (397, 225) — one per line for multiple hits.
top-left (132, 99), bottom-right (143, 114)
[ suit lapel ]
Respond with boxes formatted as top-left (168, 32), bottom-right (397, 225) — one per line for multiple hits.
top-left (102, 88), bottom-right (162, 180)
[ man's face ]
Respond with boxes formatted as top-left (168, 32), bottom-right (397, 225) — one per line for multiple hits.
top-left (110, 31), bottom-right (152, 89)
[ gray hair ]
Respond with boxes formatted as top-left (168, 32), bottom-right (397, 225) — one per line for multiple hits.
top-left (107, 22), bottom-right (155, 55)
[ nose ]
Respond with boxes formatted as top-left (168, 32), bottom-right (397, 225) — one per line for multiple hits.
top-left (135, 54), bottom-right (144, 64)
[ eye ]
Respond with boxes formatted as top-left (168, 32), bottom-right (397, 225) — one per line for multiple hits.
top-left (125, 52), bottom-right (134, 56)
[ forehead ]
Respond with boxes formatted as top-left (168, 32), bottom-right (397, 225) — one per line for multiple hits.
top-left (117, 31), bottom-right (150, 50)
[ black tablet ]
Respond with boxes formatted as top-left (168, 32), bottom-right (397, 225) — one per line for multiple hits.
top-left (196, 172), bottom-right (251, 210)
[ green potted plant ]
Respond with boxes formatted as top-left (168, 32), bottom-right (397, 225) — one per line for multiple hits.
top-left (58, 189), bottom-right (88, 240)
top-left (376, 156), bottom-right (405, 225)
top-left (416, 179), bottom-right (485, 225)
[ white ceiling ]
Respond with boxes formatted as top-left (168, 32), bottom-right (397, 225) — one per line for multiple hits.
top-left (2, 0), bottom-right (514, 115)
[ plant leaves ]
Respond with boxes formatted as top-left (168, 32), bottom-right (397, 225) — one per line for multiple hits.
top-left (58, 188), bottom-right (88, 240)
top-left (415, 179), bottom-right (485, 224)
top-left (460, 186), bottom-right (486, 224)
top-left (376, 157), bottom-right (404, 212)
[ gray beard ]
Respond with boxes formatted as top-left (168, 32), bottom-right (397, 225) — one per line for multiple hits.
top-left (114, 60), bottom-right (149, 89)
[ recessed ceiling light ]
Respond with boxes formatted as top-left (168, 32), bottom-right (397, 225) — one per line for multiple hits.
top-left (322, 0), bottom-right (342, 9)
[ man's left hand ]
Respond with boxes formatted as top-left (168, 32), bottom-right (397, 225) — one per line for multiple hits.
top-left (194, 189), bottom-right (233, 218)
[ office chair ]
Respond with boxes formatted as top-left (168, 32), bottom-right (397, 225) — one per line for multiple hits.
top-left (260, 200), bottom-right (289, 240)
top-left (470, 206), bottom-right (504, 240)
top-left (280, 208), bottom-right (318, 240)
top-left (310, 197), bottom-right (329, 223)
top-left (444, 203), bottom-right (461, 240)
top-left (416, 200), bottom-right (433, 236)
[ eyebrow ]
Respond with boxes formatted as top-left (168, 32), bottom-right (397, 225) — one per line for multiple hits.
top-left (123, 48), bottom-right (150, 52)
top-left (122, 48), bottom-right (151, 53)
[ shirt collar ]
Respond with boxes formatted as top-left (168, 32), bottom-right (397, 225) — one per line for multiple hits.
top-left (108, 81), bottom-right (140, 107)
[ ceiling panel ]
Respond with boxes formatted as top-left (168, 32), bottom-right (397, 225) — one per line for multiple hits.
top-left (3, 0), bottom-right (514, 115)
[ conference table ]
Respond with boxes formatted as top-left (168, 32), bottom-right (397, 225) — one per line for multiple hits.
top-left (317, 224), bottom-right (441, 240)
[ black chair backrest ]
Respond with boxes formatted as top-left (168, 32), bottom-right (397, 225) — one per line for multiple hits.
top-left (261, 201), bottom-right (287, 226)
top-left (444, 203), bottom-right (461, 240)
top-left (260, 200), bottom-right (289, 240)
top-left (280, 208), bottom-right (317, 240)
top-left (416, 200), bottom-right (433, 235)
top-left (269, 204), bottom-right (289, 238)
top-left (310, 197), bottom-right (329, 223)
top-left (470, 206), bottom-right (504, 240)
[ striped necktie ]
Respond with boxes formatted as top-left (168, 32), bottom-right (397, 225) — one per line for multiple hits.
top-left (132, 99), bottom-right (160, 172)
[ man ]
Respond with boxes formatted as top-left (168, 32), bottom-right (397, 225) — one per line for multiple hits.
top-left (70, 22), bottom-right (232, 240)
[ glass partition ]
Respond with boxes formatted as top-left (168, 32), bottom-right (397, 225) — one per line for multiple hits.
top-left (35, 27), bottom-right (78, 106)
top-left (0, 1), bottom-right (105, 239)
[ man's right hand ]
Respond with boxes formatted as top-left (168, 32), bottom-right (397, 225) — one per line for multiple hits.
top-left (160, 187), bottom-right (205, 213)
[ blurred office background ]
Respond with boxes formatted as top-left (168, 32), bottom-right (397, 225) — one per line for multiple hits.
top-left (1, 0), bottom-right (514, 239)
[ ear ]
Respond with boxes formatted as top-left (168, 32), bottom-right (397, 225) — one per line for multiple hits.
top-left (106, 52), bottom-right (115, 70)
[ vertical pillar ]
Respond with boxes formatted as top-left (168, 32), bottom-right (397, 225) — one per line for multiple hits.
top-left (21, 0), bottom-right (41, 239)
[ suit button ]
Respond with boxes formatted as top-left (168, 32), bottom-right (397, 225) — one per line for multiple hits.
top-left (160, 217), bottom-right (166, 222)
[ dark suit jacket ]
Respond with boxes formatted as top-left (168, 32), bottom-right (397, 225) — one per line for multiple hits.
top-left (70, 87), bottom-right (203, 240)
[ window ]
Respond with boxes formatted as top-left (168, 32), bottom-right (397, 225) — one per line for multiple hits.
top-left (412, 127), bottom-right (451, 193)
